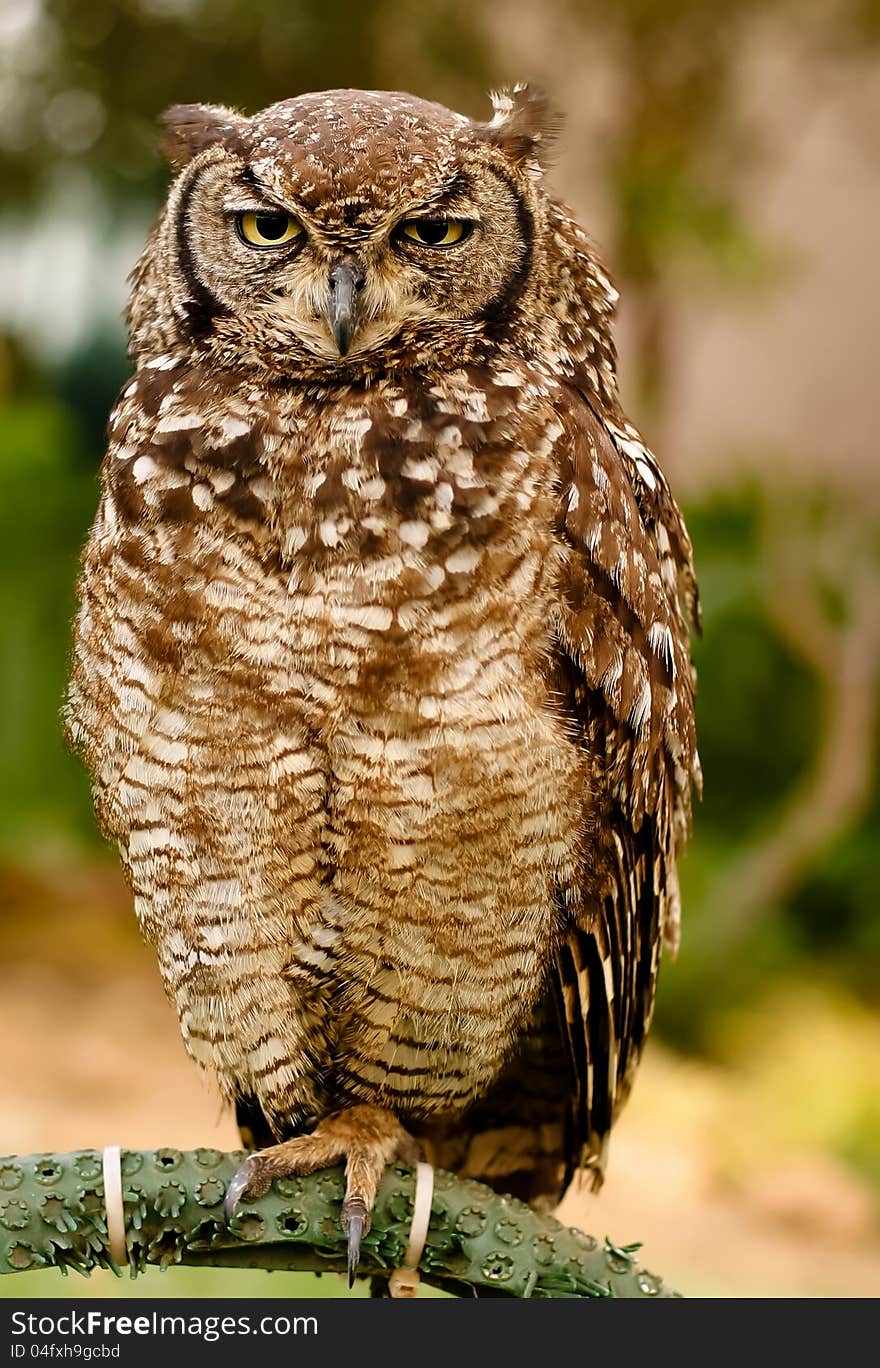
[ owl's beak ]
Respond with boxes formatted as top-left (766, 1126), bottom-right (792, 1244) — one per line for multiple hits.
top-left (326, 261), bottom-right (365, 356)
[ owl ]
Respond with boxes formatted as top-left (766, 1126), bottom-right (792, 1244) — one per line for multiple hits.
top-left (67, 86), bottom-right (699, 1279)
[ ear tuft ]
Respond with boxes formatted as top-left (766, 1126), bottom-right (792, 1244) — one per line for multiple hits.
top-left (160, 103), bottom-right (247, 169)
top-left (484, 84), bottom-right (561, 169)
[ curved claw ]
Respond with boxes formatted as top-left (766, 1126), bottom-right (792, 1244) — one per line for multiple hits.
top-left (343, 1198), bottom-right (367, 1288)
top-left (224, 1159), bottom-right (256, 1224)
top-left (346, 1211), bottom-right (364, 1287)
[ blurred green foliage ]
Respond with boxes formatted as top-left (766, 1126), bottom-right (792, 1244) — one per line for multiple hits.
top-left (0, 386), bottom-right (95, 854)
top-left (689, 493), bottom-right (821, 841)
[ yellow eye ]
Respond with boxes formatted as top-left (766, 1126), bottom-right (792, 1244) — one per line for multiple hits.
top-left (400, 218), bottom-right (471, 247)
top-left (236, 211), bottom-right (303, 248)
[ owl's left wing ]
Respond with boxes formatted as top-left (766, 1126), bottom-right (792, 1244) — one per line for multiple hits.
top-left (549, 388), bottom-right (700, 1189)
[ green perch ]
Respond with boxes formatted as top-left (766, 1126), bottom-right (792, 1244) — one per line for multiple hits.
top-left (0, 1148), bottom-right (678, 1298)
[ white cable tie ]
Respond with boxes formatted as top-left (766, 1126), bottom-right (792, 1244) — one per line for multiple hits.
top-left (101, 1145), bottom-right (128, 1268)
top-left (388, 1161), bottom-right (434, 1299)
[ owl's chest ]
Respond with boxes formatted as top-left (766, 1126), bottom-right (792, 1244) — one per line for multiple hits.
top-left (199, 380), bottom-right (565, 711)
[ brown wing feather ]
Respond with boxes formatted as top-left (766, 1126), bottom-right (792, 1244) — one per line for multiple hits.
top-left (551, 390), bottom-right (699, 1189)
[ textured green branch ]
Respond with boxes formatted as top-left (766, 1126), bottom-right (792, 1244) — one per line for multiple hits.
top-left (0, 1149), bottom-right (678, 1298)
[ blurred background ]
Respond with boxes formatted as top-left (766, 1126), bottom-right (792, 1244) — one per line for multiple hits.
top-left (1, 0), bottom-right (878, 1299)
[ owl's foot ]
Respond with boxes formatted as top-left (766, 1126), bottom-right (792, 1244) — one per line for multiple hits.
top-left (224, 1104), bottom-right (420, 1285)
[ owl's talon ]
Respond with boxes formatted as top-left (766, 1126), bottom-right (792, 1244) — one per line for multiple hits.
top-left (222, 1105), bottom-right (418, 1283)
top-left (223, 1157), bottom-right (264, 1223)
top-left (343, 1198), bottom-right (367, 1287)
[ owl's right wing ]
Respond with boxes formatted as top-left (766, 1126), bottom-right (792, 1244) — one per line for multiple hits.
top-left (550, 389), bottom-right (700, 1189)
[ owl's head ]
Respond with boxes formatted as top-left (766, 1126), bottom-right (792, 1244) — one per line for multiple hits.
top-left (129, 87), bottom-right (559, 379)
